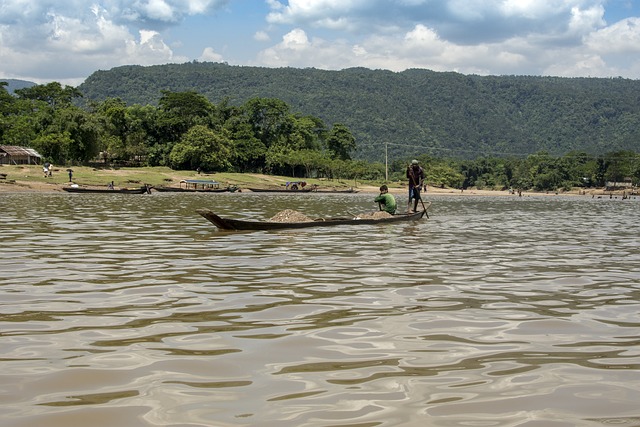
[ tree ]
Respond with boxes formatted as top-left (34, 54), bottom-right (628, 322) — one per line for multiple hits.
top-left (1, 114), bottom-right (38, 147)
top-left (157, 91), bottom-right (215, 144)
top-left (243, 98), bottom-right (292, 148)
top-left (286, 114), bottom-right (325, 151)
top-left (169, 125), bottom-right (232, 171)
top-left (326, 123), bottom-right (356, 160)
top-left (14, 82), bottom-right (82, 109)
top-left (53, 106), bottom-right (100, 162)
top-left (226, 121), bottom-right (267, 172)
top-left (32, 132), bottom-right (73, 164)
top-left (604, 150), bottom-right (635, 186)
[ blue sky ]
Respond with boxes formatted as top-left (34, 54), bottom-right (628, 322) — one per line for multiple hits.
top-left (1, 0), bottom-right (640, 86)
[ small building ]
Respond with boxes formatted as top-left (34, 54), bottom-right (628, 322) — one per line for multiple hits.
top-left (605, 178), bottom-right (634, 191)
top-left (0, 145), bottom-right (42, 165)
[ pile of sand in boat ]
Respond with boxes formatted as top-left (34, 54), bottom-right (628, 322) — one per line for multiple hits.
top-left (268, 209), bottom-right (392, 223)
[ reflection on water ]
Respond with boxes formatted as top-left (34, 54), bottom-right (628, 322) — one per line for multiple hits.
top-left (1, 192), bottom-right (639, 427)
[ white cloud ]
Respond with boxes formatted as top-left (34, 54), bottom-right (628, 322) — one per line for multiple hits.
top-left (258, 28), bottom-right (348, 68)
top-left (568, 5), bottom-right (606, 35)
top-left (254, 0), bottom-right (640, 78)
top-left (499, 0), bottom-right (559, 19)
top-left (2, 0), bottom-right (639, 84)
top-left (585, 17), bottom-right (640, 53)
top-left (281, 28), bottom-right (310, 49)
top-left (256, 12), bottom-right (638, 79)
top-left (0, 1), bottom-right (188, 84)
top-left (199, 46), bottom-right (224, 62)
top-left (254, 30), bottom-right (271, 41)
top-left (266, 0), bottom-right (370, 31)
top-left (142, 0), bottom-right (177, 22)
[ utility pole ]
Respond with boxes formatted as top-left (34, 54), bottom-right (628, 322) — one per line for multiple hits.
top-left (385, 141), bottom-right (388, 182)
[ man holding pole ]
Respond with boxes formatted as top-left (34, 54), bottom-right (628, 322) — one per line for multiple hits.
top-left (406, 159), bottom-right (425, 213)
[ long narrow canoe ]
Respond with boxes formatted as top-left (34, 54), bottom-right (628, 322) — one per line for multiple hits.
top-left (153, 185), bottom-right (238, 193)
top-left (62, 186), bottom-right (150, 194)
top-left (196, 206), bottom-right (429, 231)
top-left (246, 187), bottom-right (314, 193)
top-left (246, 187), bottom-right (358, 193)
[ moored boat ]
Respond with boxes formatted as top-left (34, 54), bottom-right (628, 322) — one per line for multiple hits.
top-left (153, 184), bottom-right (238, 193)
top-left (62, 185), bottom-right (150, 194)
top-left (196, 204), bottom-right (430, 231)
top-left (246, 187), bottom-right (358, 193)
top-left (153, 179), bottom-right (238, 193)
top-left (246, 187), bottom-right (314, 193)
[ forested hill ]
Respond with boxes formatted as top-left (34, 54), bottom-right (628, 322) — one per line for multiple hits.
top-left (77, 62), bottom-right (640, 162)
top-left (1, 79), bottom-right (36, 94)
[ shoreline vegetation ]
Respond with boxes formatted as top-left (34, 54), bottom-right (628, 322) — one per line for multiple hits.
top-left (0, 164), bottom-right (635, 198)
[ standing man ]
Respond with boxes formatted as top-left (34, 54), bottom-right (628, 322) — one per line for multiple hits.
top-left (68, 169), bottom-right (73, 182)
top-left (406, 159), bottom-right (425, 213)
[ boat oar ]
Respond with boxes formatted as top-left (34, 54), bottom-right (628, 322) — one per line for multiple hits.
top-left (419, 197), bottom-right (429, 218)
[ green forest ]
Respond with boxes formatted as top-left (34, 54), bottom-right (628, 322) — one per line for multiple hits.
top-left (76, 62), bottom-right (640, 162)
top-left (2, 64), bottom-right (640, 191)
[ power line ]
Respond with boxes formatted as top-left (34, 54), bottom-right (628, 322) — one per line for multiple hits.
top-left (374, 141), bottom-right (640, 161)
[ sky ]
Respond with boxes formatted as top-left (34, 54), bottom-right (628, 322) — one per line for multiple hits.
top-left (1, 0), bottom-right (640, 86)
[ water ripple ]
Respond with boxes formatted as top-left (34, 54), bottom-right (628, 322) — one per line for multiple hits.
top-left (1, 193), bottom-right (639, 426)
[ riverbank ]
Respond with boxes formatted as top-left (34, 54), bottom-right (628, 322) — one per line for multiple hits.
top-left (0, 164), bottom-right (631, 197)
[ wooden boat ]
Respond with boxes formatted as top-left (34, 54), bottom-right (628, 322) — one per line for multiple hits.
top-left (246, 187), bottom-right (358, 194)
top-left (62, 186), bottom-right (150, 194)
top-left (196, 206), bottom-right (430, 231)
top-left (246, 187), bottom-right (314, 193)
top-left (309, 188), bottom-right (359, 193)
top-left (154, 179), bottom-right (238, 193)
top-left (153, 185), bottom-right (238, 193)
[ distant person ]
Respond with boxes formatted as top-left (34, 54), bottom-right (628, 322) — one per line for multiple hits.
top-left (374, 185), bottom-right (397, 214)
top-left (108, 181), bottom-right (114, 190)
top-left (406, 159), bottom-right (425, 213)
top-left (68, 170), bottom-right (73, 182)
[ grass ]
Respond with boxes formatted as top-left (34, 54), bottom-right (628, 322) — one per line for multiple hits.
top-left (1, 164), bottom-right (376, 190)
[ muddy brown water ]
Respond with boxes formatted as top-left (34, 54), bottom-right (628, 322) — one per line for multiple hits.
top-left (1, 192), bottom-right (639, 427)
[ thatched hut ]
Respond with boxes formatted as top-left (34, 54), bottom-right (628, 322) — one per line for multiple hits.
top-left (0, 145), bottom-right (42, 165)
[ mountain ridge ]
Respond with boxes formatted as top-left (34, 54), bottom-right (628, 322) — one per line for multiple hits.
top-left (11, 63), bottom-right (640, 161)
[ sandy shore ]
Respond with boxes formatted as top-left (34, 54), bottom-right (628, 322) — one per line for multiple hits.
top-left (1, 178), bottom-right (624, 198)
top-left (0, 165), bottom-right (631, 197)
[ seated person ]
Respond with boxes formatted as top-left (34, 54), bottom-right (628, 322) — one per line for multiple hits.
top-left (374, 185), bottom-right (397, 214)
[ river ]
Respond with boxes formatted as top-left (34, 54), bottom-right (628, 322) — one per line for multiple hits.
top-left (1, 191), bottom-right (639, 427)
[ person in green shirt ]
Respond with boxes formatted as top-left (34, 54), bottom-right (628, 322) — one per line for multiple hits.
top-left (374, 184), bottom-right (397, 214)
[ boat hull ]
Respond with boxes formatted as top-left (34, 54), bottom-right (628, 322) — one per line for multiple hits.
top-left (196, 206), bottom-right (429, 231)
top-left (246, 187), bottom-right (358, 193)
top-left (153, 187), bottom-right (234, 193)
top-left (62, 186), bottom-right (149, 194)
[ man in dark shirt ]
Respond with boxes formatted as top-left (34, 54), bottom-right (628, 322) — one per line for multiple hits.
top-left (406, 159), bottom-right (425, 213)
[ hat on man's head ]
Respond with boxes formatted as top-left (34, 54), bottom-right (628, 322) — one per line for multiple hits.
top-left (411, 159), bottom-right (419, 165)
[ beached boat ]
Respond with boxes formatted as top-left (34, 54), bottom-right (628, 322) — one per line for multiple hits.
top-left (310, 188), bottom-right (359, 193)
top-left (153, 179), bottom-right (238, 193)
top-left (196, 206), bottom-right (430, 231)
top-left (62, 186), bottom-right (150, 194)
top-left (246, 187), bottom-right (312, 193)
top-left (153, 184), bottom-right (238, 193)
top-left (246, 187), bottom-right (358, 193)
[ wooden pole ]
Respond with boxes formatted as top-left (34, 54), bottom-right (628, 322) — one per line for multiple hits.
top-left (385, 141), bottom-right (388, 182)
